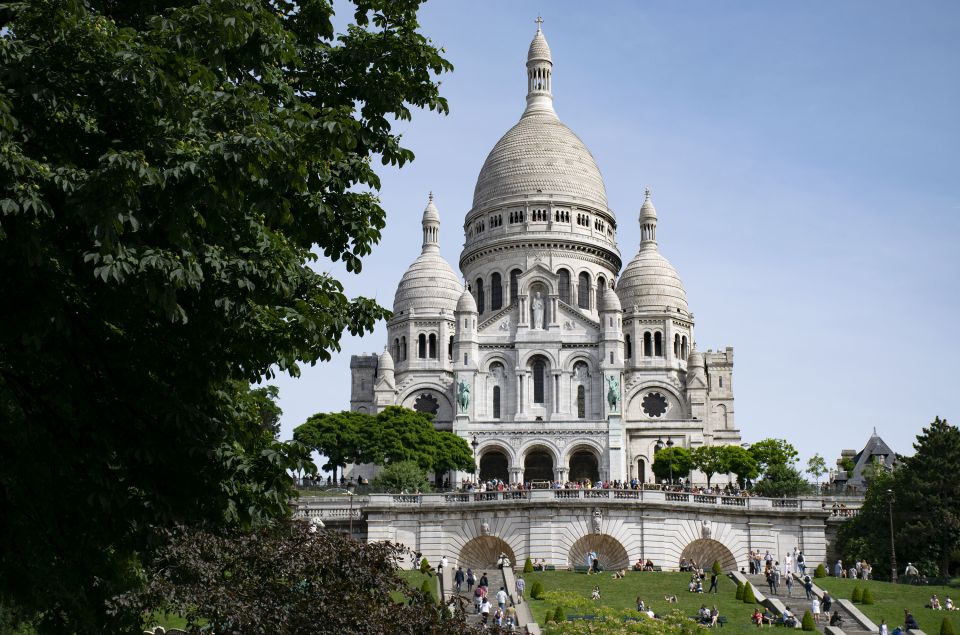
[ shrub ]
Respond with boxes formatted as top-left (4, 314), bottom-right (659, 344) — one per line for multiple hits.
top-left (742, 582), bottom-right (756, 604)
top-left (802, 610), bottom-right (816, 631)
top-left (553, 605), bottom-right (566, 622)
top-left (862, 588), bottom-right (875, 605)
top-left (712, 560), bottom-right (722, 576)
top-left (524, 557), bottom-right (534, 574)
top-left (735, 581), bottom-right (744, 600)
top-left (420, 557), bottom-right (431, 575)
top-left (815, 564), bottom-right (827, 578)
top-left (544, 609), bottom-right (554, 623)
top-left (940, 617), bottom-right (956, 635)
top-left (420, 579), bottom-right (435, 604)
top-left (851, 587), bottom-right (862, 603)
top-left (530, 580), bottom-right (544, 600)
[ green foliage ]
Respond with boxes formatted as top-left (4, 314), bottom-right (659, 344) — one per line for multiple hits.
top-left (801, 610), bottom-right (816, 631)
top-left (373, 460), bottom-right (431, 494)
top-left (742, 582), bottom-right (756, 604)
top-left (862, 588), bottom-right (875, 605)
top-left (752, 463), bottom-right (812, 498)
top-left (806, 454), bottom-right (828, 484)
top-left (840, 457), bottom-right (857, 477)
top-left (0, 0), bottom-right (452, 631)
top-left (941, 616), bottom-right (956, 635)
top-left (524, 557), bottom-right (534, 574)
top-left (749, 439), bottom-right (800, 474)
top-left (851, 586), bottom-right (863, 603)
top-left (420, 556), bottom-right (432, 575)
top-left (723, 445), bottom-right (759, 488)
top-left (543, 608), bottom-right (554, 623)
top-left (735, 581), bottom-right (744, 600)
top-left (712, 560), bottom-right (722, 576)
top-left (652, 446), bottom-right (694, 482)
top-left (530, 580), bottom-right (545, 600)
top-left (814, 564), bottom-right (827, 578)
top-left (419, 580), bottom-right (435, 604)
top-left (293, 410), bottom-right (375, 481)
top-left (553, 605), bottom-right (566, 622)
top-left (692, 446), bottom-right (729, 487)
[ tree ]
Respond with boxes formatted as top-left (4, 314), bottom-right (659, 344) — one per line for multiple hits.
top-left (652, 446), bottom-right (694, 483)
top-left (692, 446), bottom-right (729, 487)
top-left (119, 519), bottom-right (477, 634)
top-left (0, 1), bottom-right (451, 631)
top-left (801, 610), bottom-right (816, 631)
top-left (294, 410), bottom-right (373, 482)
top-left (742, 582), bottom-right (756, 604)
top-left (749, 439), bottom-right (799, 475)
top-left (806, 454), bottom-right (828, 486)
top-left (372, 460), bottom-right (431, 494)
top-left (752, 463), bottom-right (810, 498)
top-left (723, 445), bottom-right (759, 488)
top-left (430, 428), bottom-right (476, 483)
top-left (371, 406), bottom-right (440, 470)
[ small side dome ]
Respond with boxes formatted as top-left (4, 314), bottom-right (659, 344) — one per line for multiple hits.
top-left (378, 347), bottom-right (394, 371)
top-left (392, 254), bottom-right (462, 316)
top-left (687, 347), bottom-right (704, 368)
top-left (422, 192), bottom-right (440, 224)
top-left (599, 288), bottom-right (622, 313)
top-left (527, 26), bottom-right (552, 63)
top-left (457, 288), bottom-right (478, 314)
top-left (616, 250), bottom-right (689, 314)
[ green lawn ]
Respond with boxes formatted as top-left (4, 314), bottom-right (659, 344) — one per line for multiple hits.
top-left (521, 571), bottom-right (765, 634)
top-left (816, 577), bottom-right (960, 633)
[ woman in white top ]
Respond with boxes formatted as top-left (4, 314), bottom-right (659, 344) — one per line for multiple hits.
top-left (812, 597), bottom-right (822, 623)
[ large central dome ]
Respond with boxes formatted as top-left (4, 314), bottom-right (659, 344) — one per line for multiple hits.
top-left (469, 24), bottom-right (609, 215)
top-left (472, 114), bottom-right (608, 212)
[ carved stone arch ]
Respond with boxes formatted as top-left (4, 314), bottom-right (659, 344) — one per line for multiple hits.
top-left (518, 349), bottom-right (559, 368)
top-left (561, 439), bottom-right (605, 466)
top-left (565, 441), bottom-right (603, 482)
top-left (714, 403), bottom-right (728, 427)
top-left (459, 536), bottom-right (518, 570)
top-left (476, 439), bottom-right (518, 466)
top-left (482, 352), bottom-right (513, 373)
top-left (680, 538), bottom-right (737, 572)
top-left (568, 534), bottom-right (629, 571)
top-left (625, 382), bottom-right (685, 419)
top-left (563, 352), bottom-right (595, 373)
top-left (519, 441), bottom-right (559, 483)
top-left (517, 262), bottom-right (558, 296)
top-left (397, 383), bottom-right (456, 423)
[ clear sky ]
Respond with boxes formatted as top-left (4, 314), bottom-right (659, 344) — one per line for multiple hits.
top-left (271, 1), bottom-right (960, 474)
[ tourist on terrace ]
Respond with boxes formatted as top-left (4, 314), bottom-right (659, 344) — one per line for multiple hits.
top-left (830, 611), bottom-right (843, 627)
top-left (904, 611), bottom-right (920, 631)
top-left (466, 567), bottom-right (475, 592)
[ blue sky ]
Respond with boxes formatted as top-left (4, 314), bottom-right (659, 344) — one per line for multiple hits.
top-left (272, 1), bottom-right (960, 473)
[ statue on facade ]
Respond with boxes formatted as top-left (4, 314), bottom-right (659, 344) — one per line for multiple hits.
top-left (457, 380), bottom-right (470, 413)
top-left (701, 519), bottom-right (712, 540)
top-left (606, 375), bottom-right (620, 411)
top-left (480, 520), bottom-right (490, 536)
top-left (531, 292), bottom-right (544, 329)
top-left (592, 508), bottom-right (602, 534)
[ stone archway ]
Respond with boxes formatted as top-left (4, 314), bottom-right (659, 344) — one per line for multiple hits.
top-left (524, 449), bottom-right (554, 483)
top-left (459, 536), bottom-right (517, 570)
top-left (568, 534), bottom-right (629, 571)
top-left (568, 449), bottom-right (599, 482)
top-left (479, 449), bottom-right (509, 482)
top-left (680, 538), bottom-right (737, 571)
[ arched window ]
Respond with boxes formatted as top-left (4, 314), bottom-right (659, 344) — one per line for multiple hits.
top-left (394, 338), bottom-right (400, 361)
top-left (654, 332), bottom-right (663, 357)
top-left (401, 336), bottom-right (407, 361)
top-left (510, 269), bottom-right (521, 304)
top-left (533, 360), bottom-right (545, 404)
top-left (491, 272), bottom-right (503, 310)
top-left (596, 275), bottom-right (606, 307)
top-left (681, 336), bottom-right (688, 359)
top-left (578, 272), bottom-right (590, 309)
top-left (493, 386), bottom-right (501, 419)
top-left (428, 333), bottom-right (437, 359)
top-left (475, 277), bottom-right (485, 314)
top-left (417, 334), bottom-right (426, 359)
top-left (448, 335), bottom-right (454, 360)
top-left (643, 332), bottom-right (652, 357)
top-left (625, 334), bottom-right (632, 359)
top-left (674, 334), bottom-right (680, 357)
top-left (577, 385), bottom-right (586, 419)
top-left (558, 268), bottom-right (571, 304)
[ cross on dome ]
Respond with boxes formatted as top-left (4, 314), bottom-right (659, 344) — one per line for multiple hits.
top-left (535, 15), bottom-right (543, 30)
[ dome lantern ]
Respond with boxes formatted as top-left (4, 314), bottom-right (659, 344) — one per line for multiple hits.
top-left (525, 17), bottom-right (555, 118)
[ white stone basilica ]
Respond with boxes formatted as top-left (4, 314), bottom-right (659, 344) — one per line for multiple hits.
top-left (350, 24), bottom-right (742, 486)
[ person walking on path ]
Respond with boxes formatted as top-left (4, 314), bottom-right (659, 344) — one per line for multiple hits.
top-left (803, 575), bottom-right (814, 600)
top-left (496, 587), bottom-right (508, 612)
top-left (466, 568), bottom-right (475, 593)
top-left (785, 574), bottom-right (793, 597)
top-left (515, 576), bottom-right (526, 603)
top-left (773, 568), bottom-right (781, 595)
top-left (454, 566), bottom-right (465, 594)
top-left (709, 571), bottom-right (719, 594)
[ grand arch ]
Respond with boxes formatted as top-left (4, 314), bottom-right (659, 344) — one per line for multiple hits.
top-left (568, 534), bottom-right (629, 571)
top-left (459, 536), bottom-right (517, 570)
top-left (680, 538), bottom-right (737, 571)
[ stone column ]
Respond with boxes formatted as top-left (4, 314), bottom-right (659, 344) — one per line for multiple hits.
top-left (510, 467), bottom-right (523, 485)
top-left (552, 372), bottom-right (562, 414)
top-left (549, 295), bottom-right (560, 328)
top-left (518, 295), bottom-right (529, 327)
top-left (516, 372), bottom-right (525, 416)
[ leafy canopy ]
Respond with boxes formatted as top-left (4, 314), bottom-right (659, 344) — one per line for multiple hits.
top-left (692, 445), bottom-right (729, 487)
top-left (0, 0), bottom-right (451, 632)
top-left (652, 446), bottom-right (694, 483)
top-left (749, 438), bottom-right (799, 475)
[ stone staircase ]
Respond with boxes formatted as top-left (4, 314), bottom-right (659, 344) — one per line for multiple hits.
top-left (440, 564), bottom-right (539, 633)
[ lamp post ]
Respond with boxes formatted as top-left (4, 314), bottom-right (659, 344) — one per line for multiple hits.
top-left (887, 489), bottom-right (898, 584)
top-left (471, 435), bottom-right (479, 483)
top-left (666, 438), bottom-right (675, 485)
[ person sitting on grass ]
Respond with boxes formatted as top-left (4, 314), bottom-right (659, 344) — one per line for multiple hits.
top-left (591, 585), bottom-right (601, 600)
top-left (644, 559), bottom-right (655, 571)
top-left (612, 569), bottom-right (626, 579)
top-left (634, 558), bottom-right (645, 571)
top-left (698, 605), bottom-right (711, 625)
top-left (752, 607), bottom-right (764, 627)
top-left (710, 606), bottom-right (720, 627)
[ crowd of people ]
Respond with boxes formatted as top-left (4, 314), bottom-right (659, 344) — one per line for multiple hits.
top-left (458, 477), bottom-right (757, 496)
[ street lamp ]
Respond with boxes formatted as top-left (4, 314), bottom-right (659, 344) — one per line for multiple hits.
top-left (654, 438), bottom-right (664, 484)
top-left (887, 489), bottom-right (898, 584)
top-left (666, 438), bottom-right (674, 485)
top-left (471, 435), bottom-right (479, 483)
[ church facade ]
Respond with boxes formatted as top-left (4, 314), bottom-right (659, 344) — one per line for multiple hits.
top-left (350, 24), bottom-right (741, 486)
